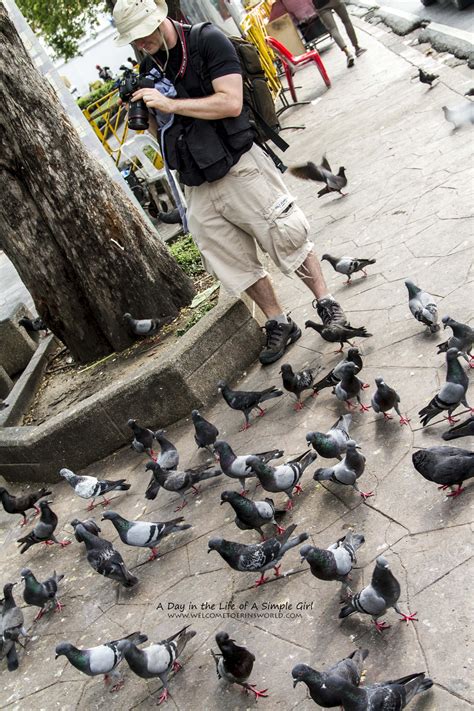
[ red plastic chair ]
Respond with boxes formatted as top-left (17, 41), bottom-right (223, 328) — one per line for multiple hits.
top-left (266, 36), bottom-right (331, 103)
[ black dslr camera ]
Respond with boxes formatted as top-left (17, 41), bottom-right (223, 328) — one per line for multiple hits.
top-left (118, 67), bottom-right (155, 131)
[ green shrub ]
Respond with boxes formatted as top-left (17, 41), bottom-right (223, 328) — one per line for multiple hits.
top-left (168, 235), bottom-right (203, 276)
top-left (177, 302), bottom-right (215, 336)
top-left (77, 80), bottom-right (117, 110)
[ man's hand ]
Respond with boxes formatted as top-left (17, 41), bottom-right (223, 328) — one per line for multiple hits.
top-left (132, 87), bottom-right (174, 114)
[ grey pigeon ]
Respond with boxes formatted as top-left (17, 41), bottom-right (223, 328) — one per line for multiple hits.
top-left (123, 312), bottom-right (163, 337)
top-left (465, 88), bottom-right (474, 97)
top-left (122, 626), bottom-right (196, 704)
top-left (220, 490), bottom-right (286, 538)
top-left (101, 511), bottom-right (191, 561)
top-left (371, 377), bottom-right (410, 425)
top-left (192, 409), bottom-right (219, 454)
top-left (70, 517), bottom-right (101, 542)
top-left (290, 155), bottom-right (347, 197)
top-left (322, 254), bottom-right (376, 283)
top-left (154, 430), bottom-right (179, 470)
top-left (306, 414), bottom-right (352, 460)
top-left (21, 568), bottom-right (64, 621)
top-left (442, 415), bottom-right (474, 441)
top-left (55, 631), bottom-right (148, 692)
top-left (417, 68), bottom-right (438, 86)
top-left (405, 280), bottom-right (439, 332)
top-left (127, 419), bottom-right (156, 459)
top-left (211, 631), bottom-right (268, 699)
top-left (412, 445), bottom-right (474, 498)
top-left (213, 440), bottom-right (284, 494)
top-left (74, 523), bottom-right (138, 588)
top-left (313, 348), bottom-right (366, 394)
top-left (17, 500), bottom-right (71, 553)
top-left (305, 320), bottom-right (372, 354)
top-left (246, 450), bottom-right (318, 510)
top-left (339, 556), bottom-right (417, 631)
top-left (314, 441), bottom-right (372, 499)
top-left (59, 468), bottom-right (130, 510)
top-left (437, 316), bottom-right (473, 365)
top-left (321, 671), bottom-right (432, 710)
top-left (1, 583), bottom-right (28, 646)
top-left (292, 648), bottom-right (368, 707)
top-left (145, 460), bottom-right (221, 511)
top-left (0, 486), bottom-right (51, 527)
top-left (217, 380), bottom-right (283, 430)
top-left (442, 101), bottom-right (474, 129)
top-left (300, 530), bottom-right (365, 597)
top-left (334, 363), bottom-right (370, 412)
top-left (280, 363), bottom-right (318, 410)
top-left (208, 524), bottom-right (308, 586)
top-left (419, 348), bottom-right (470, 426)
top-left (0, 635), bottom-right (18, 672)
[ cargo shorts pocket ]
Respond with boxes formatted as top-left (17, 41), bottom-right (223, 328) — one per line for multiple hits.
top-left (264, 195), bottom-right (311, 267)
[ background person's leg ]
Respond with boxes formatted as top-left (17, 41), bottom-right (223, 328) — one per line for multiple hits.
top-left (318, 7), bottom-right (355, 66)
top-left (332, 0), bottom-right (362, 52)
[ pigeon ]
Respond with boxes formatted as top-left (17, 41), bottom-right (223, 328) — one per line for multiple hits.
top-left (339, 555), bottom-right (417, 631)
top-left (17, 500), bottom-right (71, 553)
top-left (437, 316), bottom-right (473, 366)
top-left (306, 414), bottom-right (352, 460)
top-left (292, 648), bottom-right (369, 707)
top-left (154, 430), bottom-right (179, 470)
top-left (419, 348), bottom-right (470, 426)
top-left (412, 446), bottom-right (474, 498)
top-left (280, 363), bottom-right (318, 410)
top-left (417, 68), bottom-right (438, 86)
top-left (0, 635), bottom-right (18, 672)
top-left (121, 626), bottom-right (196, 704)
top-left (208, 524), bottom-right (308, 586)
top-left (20, 568), bottom-right (64, 621)
top-left (334, 362), bottom-right (370, 412)
top-left (314, 440), bottom-right (372, 499)
top-left (290, 155), bottom-right (347, 197)
top-left (192, 409), bottom-right (219, 454)
top-left (70, 517), bottom-right (101, 542)
top-left (211, 631), bottom-right (268, 699)
top-left (0, 486), bottom-right (51, 526)
top-left (465, 88), bottom-right (474, 97)
top-left (144, 461), bottom-right (221, 511)
top-left (55, 631), bottom-right (148, 692)
top-left (245, 450), bottom-right (318, 510)
top-left (442, 101), bottom-right (474, 129)
top-left (127, 419), bottom-right (157, 459)
top-left (313, 348), bottom-right (366, 394)
top-left (371, 377), bottom-right (410, 425)
top-left (101, 511), bottom-right (191, 561)
top-left (220, 490), bottom-right (286, 538)
top-left (74, 523), bottom-right (138, 588)
top-left (18, 316), bottom-right (49, 334)
top-left (1, 583), bottom-right (28, 646)
top-left (320, 671), bottom-right (433, 710)
top-left (405, 280), bottom-right (439, 332)
top-left (213, 440), bottom-right (284, 494)
top-left (123, 312), bottom-right (162, 337)
top-left (217, 380), bottom-right (283, 430)
top-left (300, 530), bottom-right (365, 597)
top-left (59, 468), bottom-right (130, 510)
top-left (442, 415), bottom-right (474, 441)
top-left (321, 254), bottom-right (376, 283)
top-left (305, 320), bottom-right (372, 354)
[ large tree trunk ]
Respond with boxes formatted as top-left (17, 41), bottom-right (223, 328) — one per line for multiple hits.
top-left (0, 3), bottom-right (195, 363)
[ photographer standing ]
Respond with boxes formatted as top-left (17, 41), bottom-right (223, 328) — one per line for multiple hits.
top-left (113, 0), bottom-right (350, 365)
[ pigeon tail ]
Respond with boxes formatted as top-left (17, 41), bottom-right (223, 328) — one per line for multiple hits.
top-left (339, 600), bottom-right (356, 618)
top-left (281, 531), bottom-right (309, 554)
top-left (258, 387), bottom-right (284, 403)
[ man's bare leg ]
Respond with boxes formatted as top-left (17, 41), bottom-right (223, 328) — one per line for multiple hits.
top-left (295, 250), bottom-right (329, 300)
top-left (245, 275), bottom-right (284, 319)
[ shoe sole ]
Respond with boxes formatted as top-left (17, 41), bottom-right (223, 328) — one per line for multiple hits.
top-left (259, 327), bottom-right (302, 365)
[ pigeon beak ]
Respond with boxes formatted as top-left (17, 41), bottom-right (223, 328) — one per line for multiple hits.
top-left (11, 582), bottom-right (17, 587)
top-left (55, 654), bottom-right (60, 660)
top-left (219, 500), bottom-right (224, 506)
top-left (207, 548), bottom-right (211, 554)
top-left (293, 678), bottom-right (300, 688)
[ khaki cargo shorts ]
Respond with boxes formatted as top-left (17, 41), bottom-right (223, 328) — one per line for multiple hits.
top-left (184, 143), bottom-right (314, 296)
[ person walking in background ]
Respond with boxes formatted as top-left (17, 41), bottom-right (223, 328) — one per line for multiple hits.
top-left (313, 0), bottom-right (366, 67)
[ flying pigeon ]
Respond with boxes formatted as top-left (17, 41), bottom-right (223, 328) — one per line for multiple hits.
top-left (417, 68), bottom-right (438, 86)
top-left (292, 648), bottom-right (368, 707)
top-left (211, 631), bottom-right (268, 699)
top-left (419, 348), bottom-right (470, 426)
top-left (0, 486), bottom-right (51, 527)
top-left (371, 377), bottom-right (410, 425)
top-left (320, 671), bottom-right (433, 710)
top-left (305, 320), bottom-right (371, 354)
top-left (1, 583), bottom-right (28, 646)
top-left (306, 414), bottom-right (352, 460)
top-left (290, 155), bottom-right (347, 197)
top-left (59, 468), bottom-right (130, 510)
top-left (213, 440), bottom-right (284, 494)
top-left (55, 631), bottom-right (148, 692)
top-left (412, 446), bottom-right (474, 498)
top-left (123, 312), bottom-right (163, 337)
top-left (73, 523), bottom-right (138, 588)
top-left (313, 348), bottom-right (366, 394)
top-left (339, 556), bottom-right (417, 632)
top-left (20, 568), bottom-right (64, 621)
top-left (280, 363), bottom-right (318, 410)
top-left (217, 380), bottom-right (283, 430)
top-left (70, 518), bottom-right (101, 542)
top-left (18, 316), bottom-right (49, 335)
top-left (191, 409), bottom-right (219, 454)
top-left (17, 500), bottom-right (71, 553)
top-left (127, 419), bottom-right (157, 459)
top-left (442, 101), bottom-right (474, 129)
top-left (334, 362), bottom-right (370, 412)
top-left (208, 524), bottom-right (308, 586)
top-left (300, 530), bottom-right (365, 597)
top-left (122, 626), bottom-right (196, 704)
top-left (245, 450), bottom-right (317, 510)
top-left (314, 440), bottom-right (372, 499)
top-left (437, 316), bottom-right (473, 366)
top-left (442, 415), bottom-right (474, 441)
top-left (405, 280), bottom-right (439, 332)
top-left (321, 254), bottom-right (376, 284)
top-left (144, 461), bottom-right (221, 511)
top-left (220, 490), bottom-right (286, 538)
top-left (101, 511), bottom-right (191, 561)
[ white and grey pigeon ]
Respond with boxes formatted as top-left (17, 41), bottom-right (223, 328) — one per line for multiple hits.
top-left (127, 419), bottom-right (157, 459)
top-left (419, 348), bottom-right (470, 426)
top-left (322, 254), bottom-right (376, 283)
top-left (122, 626), bottom-right (196, 705)
top-left (405, 279), bottom-right (439, 332)
top-left (280, 363), bottom-right (318, 410)
top-left (334, 363), bottom-right (370, 412)
top-left (245, 450), bottom-right (318, 510)
top-left (101, 511), bottom-right (191, 561)
top-left (213, 440), bottom-right (284, 494)
top-left (20, 568), bottom-right (64, 621)
top-left (1, 583), bottom-right (29, 647)
top-left (442, 101), bottom-right (474, 129)
top-left (208, 524), bottom-right (308, 587)
top-left (123, 312), bottom-right (163, 337)
top-left (412, 445), bottom-right (474, 498)
top-left (437, 315), bottom-right (473, 366)
top-left (320, 671), bottom-right (433, 710)
top-left (220, 490), bottom-right (286, 538)
top-left (191, 409), bottom-right (219, 454)
top-left (55, 631), bottom-right (148, 692)
top-left (371, 377), bottom-right (410, 425)
top-left (339, 555), bottom-right (417, 632)
top-left (211, 631), bottom-right (268, 699)
top-left (300, 530), bottom-right (365, 598)
top-left (306, 414), bottom-right (352, 460)
top-left (74, 523), bottom-right (138, 588)
top-left (59, 468), bottom-right (130, 510)
top-left (154, 430), bottom-right (179, 470)
top-left (292, 648), bottom-right (369, 707)
top-left (313, 441), bottom-right (372, 499)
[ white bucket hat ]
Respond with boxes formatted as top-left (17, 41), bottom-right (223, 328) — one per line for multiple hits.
top-left (113, 0), bottom-right (168, 46)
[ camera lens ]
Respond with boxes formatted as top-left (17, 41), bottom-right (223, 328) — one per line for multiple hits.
top-left (128, 100), bottom-right (149, 131)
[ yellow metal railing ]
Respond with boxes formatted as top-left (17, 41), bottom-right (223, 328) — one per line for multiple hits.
top-left (240, 1), bottom-right (283, 99)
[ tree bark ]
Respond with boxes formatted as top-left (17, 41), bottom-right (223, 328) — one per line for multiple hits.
top-left (0, 3), bottom-right (195, 363)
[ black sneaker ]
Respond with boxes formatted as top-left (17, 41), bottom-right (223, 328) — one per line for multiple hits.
top-left (313, 297), bottom-right (348, 326)
top-left (259, 318), bottom-right (302, 365)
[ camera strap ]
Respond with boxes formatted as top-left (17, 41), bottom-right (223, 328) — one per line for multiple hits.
top-left (171, 21), bottom-right (190, 82)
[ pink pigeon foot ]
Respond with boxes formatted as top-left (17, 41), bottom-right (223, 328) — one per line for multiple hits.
top-left (172, 661), bottom-right (182, 672)
top-left (157, 689), bottom-right (169, 705)
top-left (276, 525), bottom-right (286, 535)
top-left (245, 684), bottom-right (269, 699)
top-left (59, 539), bottom-right (71, 547)
top-left (293, 401), bottom-right (304, 411)
top-left (398, 611), bottom-right (418, 623)
top-left (255, 573), bottom-right (269, 587)
top-left (55, 600), bottom-right (65, 613)
top-left (399, 417), bottom-right (410, 425)
top-left (191, 485), bottom-right (200, 496)
top-left (361, 383), bottom-right (370, 389)
top-left (257, 407), bottom-right (266, 417)
top-left (273, 564), bottom-right (281, 578)
top-left (285, 499), bottom-right (294, 511)
top-left (239, 422), bottom-right (251, 432)
top-left (148, 548), bottom-right (159, 561)
top-left (359, 404), bottom-right (370, 412)
top-left (20, 517), bottom-right (28, 527)
top-left (33, 505), bottom-right (41, 516)
top-left (174, 500), bottom-right (188, 512)
top-left (359, 490), bottom-right (374, 500)
top-left (44, 540), bottom-right (55, 546)
top-left (447, 484), bottom-right (465, 498)
top-left (444, 415), bottom-right (459, 425)
top-left (293, 484), bottom-right (303, 495)
top-left (345, 400), bottom-right (356, 410)
top-left (34, 608), bottom-right (45, 622)
top-left (101, 497), bottom-right (111, 507)
top-left (383, 412), bottom-right (393, 421)
top-left (110, 680), bottom-right (125, 692)
top-left (374, 620), bottom-right (391, 632)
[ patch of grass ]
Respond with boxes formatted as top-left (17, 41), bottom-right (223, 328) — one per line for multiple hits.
top-left (168, 234), bottom-right (203, 277)
top-left (176, 301), bottom-right (215, 337)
